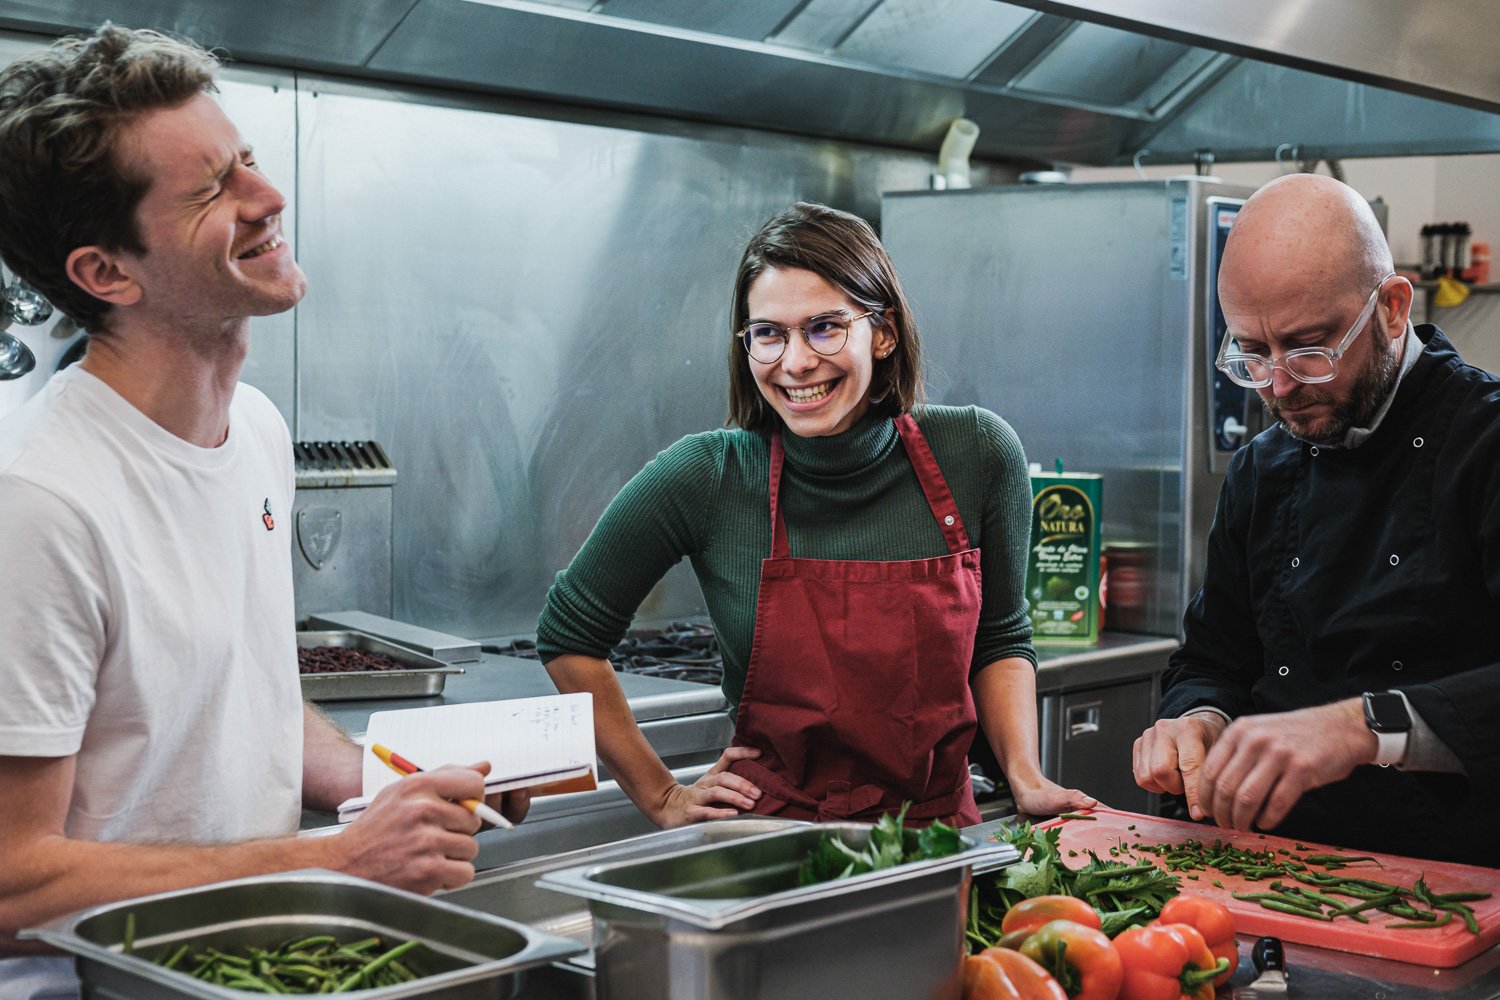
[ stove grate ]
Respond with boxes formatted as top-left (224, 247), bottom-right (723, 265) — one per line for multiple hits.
top-left (488, 622), bottom-right (724, 687)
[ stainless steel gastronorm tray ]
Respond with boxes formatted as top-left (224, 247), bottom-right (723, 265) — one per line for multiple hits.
top-left (26, 869), bottom-right (583, 1000)
top-left (441, 818), bottom-right (808, 969)
top-left (535, 822), bottom-right (1019, 1000)
top-left (297, 630), bottom-right (464, 701)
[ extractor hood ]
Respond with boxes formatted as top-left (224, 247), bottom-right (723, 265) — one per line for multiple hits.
top-left (3, 0), bottom-right (1498, 167)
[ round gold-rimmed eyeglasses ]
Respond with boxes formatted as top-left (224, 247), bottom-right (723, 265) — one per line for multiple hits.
top-left (737, 310), bottom-right (878, 365)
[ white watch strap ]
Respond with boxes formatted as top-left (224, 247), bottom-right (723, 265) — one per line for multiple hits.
top-left (1372, 727), bottom-right (1410, 766)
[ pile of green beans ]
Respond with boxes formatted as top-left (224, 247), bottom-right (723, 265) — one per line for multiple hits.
top-left (1231, 874), bottom-right (1487, 933)
top-left (1129, 839), bottom-right (1489, 934)
top-left (139, 923), bottom-right (432, 994)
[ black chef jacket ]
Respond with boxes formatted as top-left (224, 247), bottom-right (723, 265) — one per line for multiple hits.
top-left (1161, 325), bottom-right (1500, 865)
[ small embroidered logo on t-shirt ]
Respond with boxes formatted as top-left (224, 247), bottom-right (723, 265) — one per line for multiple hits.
top-left (262, 498), bottom-right (275, 531)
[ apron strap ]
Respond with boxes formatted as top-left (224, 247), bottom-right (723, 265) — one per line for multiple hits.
top-left (768, 432), bottom-right (791, 559)
top-left (894, 413), bottom-right (971, 553)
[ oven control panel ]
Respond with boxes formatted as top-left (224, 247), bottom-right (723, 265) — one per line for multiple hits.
top-left (1205, 198), bottom-right (1258, 472)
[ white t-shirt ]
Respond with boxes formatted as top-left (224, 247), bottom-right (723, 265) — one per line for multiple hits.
top-left (0, 368), bottom-right (303, 998)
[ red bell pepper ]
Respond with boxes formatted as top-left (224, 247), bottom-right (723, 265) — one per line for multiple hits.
top-left (1002, 896), bottom-right (1103, 939)
top-left (963, 947), bottom-right (1069, 1000)
top-left (1018, 919), bottom-right (1123, 1000)
top-left (1113, 922), bottom-right (1230, 1000)
top-left (1158, 895), bottom-right (1237, 986)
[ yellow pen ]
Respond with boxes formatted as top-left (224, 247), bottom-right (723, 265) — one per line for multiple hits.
top-left (370, 743), bottom-right (513, 830)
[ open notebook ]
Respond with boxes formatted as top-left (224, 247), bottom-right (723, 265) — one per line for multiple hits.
top-left (336, 692), bottom-right (597, 822)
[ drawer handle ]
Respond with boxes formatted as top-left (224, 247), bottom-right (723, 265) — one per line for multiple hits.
top-left (1067, 704), bottom-right (1101, 739)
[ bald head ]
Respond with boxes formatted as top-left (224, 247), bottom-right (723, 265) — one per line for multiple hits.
top-left (1220, 174), bottom-right (1392, 314)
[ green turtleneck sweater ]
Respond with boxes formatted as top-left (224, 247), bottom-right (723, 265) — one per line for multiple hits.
top-left (536, 404), bottom-right (1036, 712)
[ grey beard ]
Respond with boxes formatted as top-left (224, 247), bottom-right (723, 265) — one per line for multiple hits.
top-left (1265, 337), bottom-right (1402, 446)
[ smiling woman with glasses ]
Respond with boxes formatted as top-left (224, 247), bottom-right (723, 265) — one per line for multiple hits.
top-left (536, 201), bottom-right (1098, 831)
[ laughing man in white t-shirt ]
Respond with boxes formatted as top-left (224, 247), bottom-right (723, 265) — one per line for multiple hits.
top-left (0, 26), bottom-right (527, 999)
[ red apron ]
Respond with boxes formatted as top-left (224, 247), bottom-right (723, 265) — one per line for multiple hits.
top-left (729, 413), bottom-right (984, 826)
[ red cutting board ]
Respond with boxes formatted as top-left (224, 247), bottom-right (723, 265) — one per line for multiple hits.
top-left (1035, 807), bottom-right (1500, 968)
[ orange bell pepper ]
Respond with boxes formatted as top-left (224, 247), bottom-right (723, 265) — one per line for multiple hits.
top-left (1113, 922), bottom-right (1229, 1000)
top-left (1018, 919), bottom-right (1123, 1000)
top-left (1002, 896), bottom-right (1103, 940)
top-left (963, 947), bottom-right (1069, 1000)
top-left (1158, 896), bottom-right (1237, 987)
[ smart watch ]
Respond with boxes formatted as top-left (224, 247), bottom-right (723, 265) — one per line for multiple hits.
top-left (1362, 690), bottom-right (1412, 766)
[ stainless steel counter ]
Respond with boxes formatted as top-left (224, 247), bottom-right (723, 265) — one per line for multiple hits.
top-left (1034, 631), bottom-right (1178, 693)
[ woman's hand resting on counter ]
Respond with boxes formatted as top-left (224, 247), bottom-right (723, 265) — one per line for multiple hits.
top-left (653, 745), bottom-right (763, 828)
top-left (1008, 771), bottom-right (1098, 821)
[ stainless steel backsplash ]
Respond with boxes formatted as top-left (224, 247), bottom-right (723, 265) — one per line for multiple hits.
top-left (184, 54), bottom-right (1013, 638)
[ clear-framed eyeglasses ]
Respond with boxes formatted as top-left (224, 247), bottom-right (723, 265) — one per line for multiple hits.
top-left (738, 309), bottom-right (878, 365)
top-left (1215, 272), bottom-right (1398, 389)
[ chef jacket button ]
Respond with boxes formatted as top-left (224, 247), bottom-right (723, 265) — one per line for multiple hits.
top-left (1310, 446), bottom-right (1320, 456)
top-left (1413, 437), bottom-right (1424, 448)
top-left (1390, 554), bottom-right (1400, 566)
top-left (1291, 557), bottom-right (1300, 568)
top-left (1393, 660), bottom-right (1404, 671)
top-left (944, 514), bottom-right (955, 526)
top-left (1278, 665), bottom-right (1290, 677)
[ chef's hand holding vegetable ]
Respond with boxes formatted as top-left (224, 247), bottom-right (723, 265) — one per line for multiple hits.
top-left (541, 202), bottom-right (1095, 828)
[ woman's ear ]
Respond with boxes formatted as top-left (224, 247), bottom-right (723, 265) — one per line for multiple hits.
top-left (873, 311), bottom-right (898, 359)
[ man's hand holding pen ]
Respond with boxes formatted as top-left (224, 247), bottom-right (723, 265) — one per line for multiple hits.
top-left (334, 763), bottom-right (487, 892)
top-left (331, 759), bottom-right (530, 894)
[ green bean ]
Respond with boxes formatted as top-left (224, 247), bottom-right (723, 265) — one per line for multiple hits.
top-left (1328, 892), bottom-right (1399, 917)
top-left (334, 938), bottom-right (422, 992)
top-left (1303, 854), bottom-right (1380, 866)
top-left (1288, 887), bottom-right (1348, 908)
top-left (1233, 892), bottom-right (1324, 913)
top-left (1389, 911), bottom-right (1455, 930)
top-left (1437, 900), bottom-right (1482, 935)
top-left (284, 936), bottom-right (338, 953)
top-left (1258, 898), bottom-right (1335, 920)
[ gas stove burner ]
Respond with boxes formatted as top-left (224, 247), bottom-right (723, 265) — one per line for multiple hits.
top-left (488, 622), bottom-right (723, 687)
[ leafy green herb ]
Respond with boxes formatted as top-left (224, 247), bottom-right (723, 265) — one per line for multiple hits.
top-left (1098, 906), bottom-right (1151, 937)
top-left (966, 821), bottom-right (1181, 952)
top-left (795, 802), bottom-right (963, 886)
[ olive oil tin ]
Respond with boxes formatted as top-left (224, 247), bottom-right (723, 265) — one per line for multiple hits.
top-left (1025, 471), bottom-right (1103, 644)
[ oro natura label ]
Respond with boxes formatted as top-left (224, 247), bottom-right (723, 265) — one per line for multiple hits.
top-left (1026, 474), bottom-right (1102, 643)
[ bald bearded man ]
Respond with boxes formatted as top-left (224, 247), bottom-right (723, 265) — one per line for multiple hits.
top-left (1132, 173), bottom-right (1500, 864)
